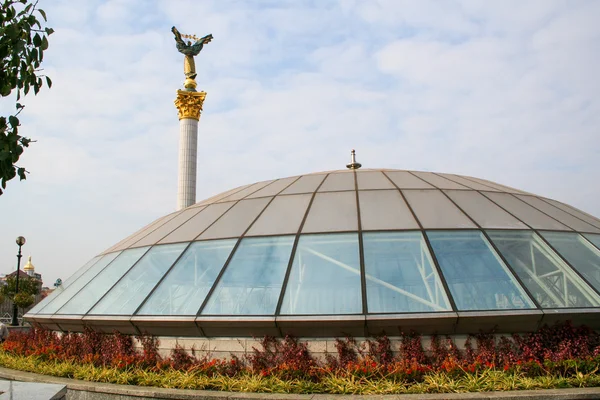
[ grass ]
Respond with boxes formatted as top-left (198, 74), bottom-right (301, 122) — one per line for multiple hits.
top-left (1, 351), bottom-right (599, 394)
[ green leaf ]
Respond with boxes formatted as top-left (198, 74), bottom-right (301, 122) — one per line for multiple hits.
top-left (41, 36), bottom-right (48, 51)
top-left (17, 167), bottom-right (26, 181)
top-left (33, 33), bottom-right (41, 47)
top-left (45, 27), bottom-right (54, 35)
top-left (38, 9), bottom-right (47, 22)
top-left (8, 116), bottom-right (19, 128)
top-left (0, 84), bottom-right (11, 97)
top-left (45, 76), bottom-right (52, 88)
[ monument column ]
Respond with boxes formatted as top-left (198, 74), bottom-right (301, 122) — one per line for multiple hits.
top-left (171, 27), bottom-right (213, 210)
top-left (174, 89), bottom-right (205, 210)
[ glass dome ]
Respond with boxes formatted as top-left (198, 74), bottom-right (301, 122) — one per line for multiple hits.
top-left (26, 169), bottom-right (600, 337)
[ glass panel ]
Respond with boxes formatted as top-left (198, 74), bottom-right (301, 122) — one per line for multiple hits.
top-left (462, 176), bottom-right (528, 194)
top-left (488, 231), bottom-right (600, 308)
top-left (363, 232), bottom-right (451, 313)
top-left (112, 213), bottom-right (179, 252)
top-left (280, 174), bottom-right (326, 195)
top-left (196, 184), bottom-right (251, 206)
top-left (516, 195), bottom-right (600, 233)
top-left (359, 190), bottom-right (419, 230)
top-left (62, 257), bottom-right (102, 289)
top-left (57, 247), bottom-right (149, 315)
top-left (246, 194), bottom-right (312, 236)
top-left (483, 192), bottom-right (571, 231)
top-left (247, 177), bottom-right (298, 198)
top-left (280, 233), bottom-right (362, 314)
top-left (445, 190), bottom-right (528, 229)
top-left (218, 180), bottom-right (274, 202)
top-left (198, 197), bottom-right (271, 240)
top-left (159, 202), bottom-right (235, 244)
top-left (137, 240), bottom-right (236, 315)
top-left (403, 190), bottom-right (476, 229)
top-left (132, 208), bottom-right (204, 248)
top-left (27, 256), bottom-right (101, 314)
top-left (443, 174), bottom-right (500, 191)
top-left (302, 192), bottom-right (358, 233)
top-left (542, 198), bottom-right (600, 229)
top-left (427, 231), bottom-right (535, 311)
top-left (356, 171), bottom-right (395, 190)
top-left (201, 236), bottom-right (293, 315)
top-left (541, 232), bottom-right (600, 294)
top-left (384, 171), bottom-right (433, 189)
top-left (585, 234), bottom-right (600, 250)
top-left (89, 243), bottom-right (188, 315)
top-left (37, 252), bottom-right (121, 314)
top-left (411, 171), bottom-right (468, 189)
top-left (317, 172), bottom-right (355, 192)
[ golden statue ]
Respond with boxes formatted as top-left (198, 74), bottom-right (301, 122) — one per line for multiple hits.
top-left (171, 26), bottom-right (213, 90)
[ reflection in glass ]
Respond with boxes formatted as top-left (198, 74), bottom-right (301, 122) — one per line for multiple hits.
top-left (37, 252), bottom-right (121, 314)
top-left (363, 232), bottom-right (451, 313)
top-left (137, 240), bottom-right (236, 315)
top-left (57, 247), bottom-right (149, 314)
top-left (201, 236), bottom-right (293, 315)
top-left (27, 256), bottom-right (101, 315)
top-left (427, 231), bottom-right (535, 311)
top-left (488, 231), bottom-right (600, 308)
top-left (89, 243), bottom-right (188, 315)
top-left (280, 233), bottom-right (362, 315)
top-left (584, 234), bottom-right (600, 250)
top-left (542, 232), bottom-right (600, 294)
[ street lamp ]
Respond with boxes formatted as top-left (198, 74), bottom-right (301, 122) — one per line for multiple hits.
top-left (11, 236), bottom-right (26, 326)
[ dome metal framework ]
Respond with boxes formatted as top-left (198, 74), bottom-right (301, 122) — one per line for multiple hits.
top-left (26, 169), bottom-right (600, 337)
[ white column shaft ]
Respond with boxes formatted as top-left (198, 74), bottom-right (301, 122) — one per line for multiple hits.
top-left (177, 118), bottom-right (198, 210)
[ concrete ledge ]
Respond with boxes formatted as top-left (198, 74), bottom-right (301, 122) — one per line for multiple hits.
top-left (0, 366), bottom-right (600, 400)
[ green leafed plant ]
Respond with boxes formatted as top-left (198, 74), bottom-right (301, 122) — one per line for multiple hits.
top-left (0, 0), bottom-right (53, 194)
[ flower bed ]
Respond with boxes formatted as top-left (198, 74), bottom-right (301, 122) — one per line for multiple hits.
top-left (1, 322), bottom-right (599, 394)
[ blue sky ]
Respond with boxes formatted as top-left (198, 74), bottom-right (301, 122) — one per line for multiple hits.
top-left (1, 0), bottom-right (599, 286)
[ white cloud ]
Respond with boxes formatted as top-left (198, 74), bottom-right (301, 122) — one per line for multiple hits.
top-left (1, 0), bottom-right (599, 287)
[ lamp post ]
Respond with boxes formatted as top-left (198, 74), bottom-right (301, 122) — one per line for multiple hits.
top-left (11, 236), bottom-right (26, 326)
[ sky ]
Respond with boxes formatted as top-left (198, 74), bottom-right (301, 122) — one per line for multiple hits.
top-left (1, 0), bottom-right (599, 287)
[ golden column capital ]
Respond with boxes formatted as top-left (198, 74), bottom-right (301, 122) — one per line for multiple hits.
top-left (174, 90), bottom-right (207, 120)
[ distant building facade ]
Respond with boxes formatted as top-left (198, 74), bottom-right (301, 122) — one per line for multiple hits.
top-left (0, 256), bottom-right (44, 323)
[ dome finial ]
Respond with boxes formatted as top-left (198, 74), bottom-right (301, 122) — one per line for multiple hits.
top-left (24, 255), bottom-right (35, 274)
top-left (346, 149), bottom-right (362, 170)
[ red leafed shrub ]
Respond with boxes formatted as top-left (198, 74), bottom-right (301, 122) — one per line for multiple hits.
top-left (136, 333), bottom-right (162, 369)
top-left (472, 331), bottom-right (497, 367)
top-left (367, 335), bottom-right (393, 365)
top-left (170, 344), bottom-right (196, 371)
top-left (58, 332), bottom-right (83, 361)
top-left (2, 321), bottom-right (600, 381)
top-left (246, 335), bottom-right (318, 379)
top-left (430, 334), bottom-right (460, 369)
top-left (325, 336), bottom-right (365, 370)
top-left (399, 330), bottom-right (426, 365)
